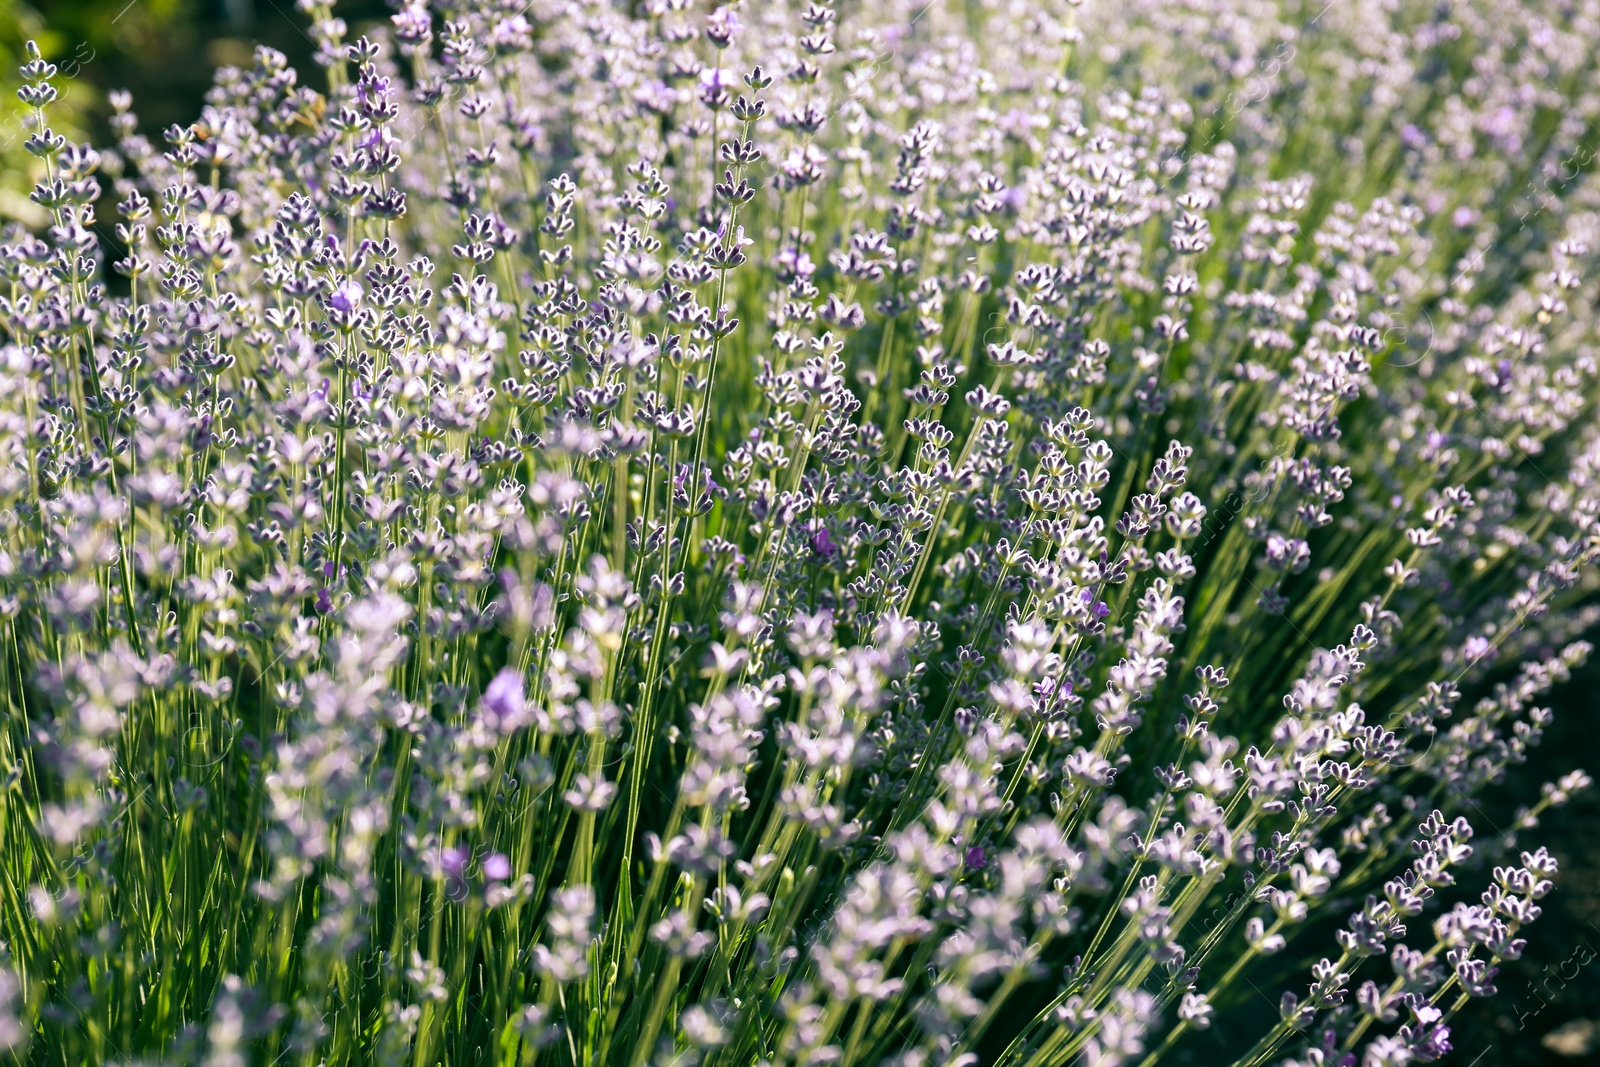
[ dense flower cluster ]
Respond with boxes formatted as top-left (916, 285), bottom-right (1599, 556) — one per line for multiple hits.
top-left (2, 0), bottom-right (1599, 1064)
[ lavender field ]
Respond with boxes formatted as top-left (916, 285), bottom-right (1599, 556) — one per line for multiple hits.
top-left (2, 0), bottom-right (1600, 1064)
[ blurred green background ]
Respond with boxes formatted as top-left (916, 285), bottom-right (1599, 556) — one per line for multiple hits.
top-left (0, 0), bottom-right (1597, 1062)
top-left (0, 0), bottom-right (386, 225)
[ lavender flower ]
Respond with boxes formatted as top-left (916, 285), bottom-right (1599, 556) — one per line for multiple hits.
top-left (1, 1), bottom-right (1597, 1063)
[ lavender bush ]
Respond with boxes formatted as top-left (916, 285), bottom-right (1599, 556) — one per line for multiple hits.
top-left (3, 0), bottom-right (1600, 1063)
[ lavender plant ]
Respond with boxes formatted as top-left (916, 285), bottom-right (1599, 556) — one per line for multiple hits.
top-left (2, 0), bottom-right (1600, 1064)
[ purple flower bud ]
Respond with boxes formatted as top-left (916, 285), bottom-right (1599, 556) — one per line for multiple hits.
top-left (965, 846), bottom-right (987, 870)
top-left (1414, 1024), bottom-right (1451, 1060)
top-left (699, 67), bottom-right (733, 94)
top-left (391, 3), bottom-right (431, 43)
top-left (483, 852), bottom-right (512, 881)
top-left (491, 14), bottom-right (532, 49)
top-left (441, 845), bottom-right (470, 879)
top-left (356, 76), bottom-right (388, 106)
top-left (774, 245), bottom-right (817, 281)
top-left (328, 280), bottom-right (363, 315)
top-left (481, 667), bottom-right (528, 733)
top-left (811, 526), bottom-right (836, 558)
top-left (314, 588), bottom-right (333, 614)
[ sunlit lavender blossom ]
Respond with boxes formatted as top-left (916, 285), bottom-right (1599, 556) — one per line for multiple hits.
top-left (1, 0), bottom-right (1598, 1063)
